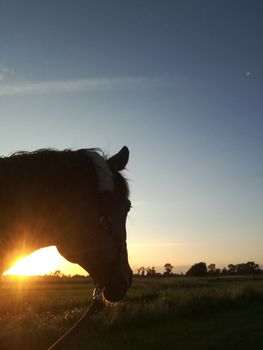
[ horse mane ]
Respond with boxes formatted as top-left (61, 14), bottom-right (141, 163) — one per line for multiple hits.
top-left (1, 148), bottom-right (129, 197)
top-left (8, 147), bottom-right (105, 159)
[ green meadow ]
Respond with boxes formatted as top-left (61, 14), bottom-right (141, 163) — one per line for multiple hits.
top-left (0, 276), bottom-right (263, 350)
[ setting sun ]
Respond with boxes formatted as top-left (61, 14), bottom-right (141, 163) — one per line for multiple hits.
top-left (4, 246), bottom-right (87, 276)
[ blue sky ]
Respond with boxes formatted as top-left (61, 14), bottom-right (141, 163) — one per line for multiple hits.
top-left (0, 0), bottom-right (262, 272)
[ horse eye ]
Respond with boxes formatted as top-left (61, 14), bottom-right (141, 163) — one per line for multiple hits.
top-left (99, 215), bottom-right (112, 230)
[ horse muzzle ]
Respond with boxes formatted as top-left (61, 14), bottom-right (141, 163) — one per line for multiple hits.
top-left (103, 266), bottom-right (133, 302)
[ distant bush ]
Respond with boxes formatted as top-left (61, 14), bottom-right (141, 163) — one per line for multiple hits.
top-left (186, 262), bottom-right (207, 277)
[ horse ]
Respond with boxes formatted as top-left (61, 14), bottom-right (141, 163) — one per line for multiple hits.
top-left (0, 146), bottom-right (132, 302)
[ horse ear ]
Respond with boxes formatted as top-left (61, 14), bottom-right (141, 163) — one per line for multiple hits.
top-left (107, 146), bottom-right (129, 171)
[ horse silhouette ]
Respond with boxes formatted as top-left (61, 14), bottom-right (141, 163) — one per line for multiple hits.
top-left (0, 146), bottom-right (132, 302)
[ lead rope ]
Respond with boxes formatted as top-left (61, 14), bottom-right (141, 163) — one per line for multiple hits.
top-left (47, 286), bottom-right (105, 350)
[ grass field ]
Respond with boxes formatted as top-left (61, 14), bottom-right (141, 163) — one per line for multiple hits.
top-left (0, 276), bottom-right (263, 349)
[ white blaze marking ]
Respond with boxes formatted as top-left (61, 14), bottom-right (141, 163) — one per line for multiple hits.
top-left (87, 151), bottom-right (114, 192)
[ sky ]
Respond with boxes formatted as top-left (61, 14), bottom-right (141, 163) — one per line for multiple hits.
top-left (0, 0), bottom-right (262, 275)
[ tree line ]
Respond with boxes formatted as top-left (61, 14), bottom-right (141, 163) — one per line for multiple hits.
top-left (135, 261), bottom-right (262, 277)
top-left (136, 263), bottom-right (174, 277)
top-left (5, 262), bottom-right (262, 281)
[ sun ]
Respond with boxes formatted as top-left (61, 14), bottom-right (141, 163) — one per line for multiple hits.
top-left (3, 246), bottom-right (82, 276)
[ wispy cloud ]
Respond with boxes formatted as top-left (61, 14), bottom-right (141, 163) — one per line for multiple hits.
top-left (0, 76), bottom-right (161, 96)
top-left (0, 67), bottom-right (14, 81)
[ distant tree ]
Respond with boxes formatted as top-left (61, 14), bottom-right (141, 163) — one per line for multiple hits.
top-left (186, 262), bottom-right (207, 277)
top-left (208, 264), bottom-right (216, 273)
top-left (152, 267), bottom-right (157, 276)
top-left (208, 263), bottom-right (220, 276)
top-left (163, 263), bottom-right (174, 276)
top-left (245, 261), bottom-right (260, 275)
top-left (236, 263), bottom-right (247, 275)
top-left (138, 267), bottom-right (145, 276)
top-left (221, 267), bottom-right (228, 275)
top-left (226, 262), bottom-right (260, 276)
top-left (237, 262), bottom-right (260, 275)
top-left (227, 264), bottom-right (237, 275)
top-left (146, 267), bottom-right (157, 277)
top-left (50, 270), bottom-right (64, 278)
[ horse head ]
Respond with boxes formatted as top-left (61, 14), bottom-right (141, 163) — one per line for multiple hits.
top-left (93, 146), bottom-right (133, 302)
top-left (0, 146), bottom-right (132, 303)
top-left (57, 146), bottom-right (133, 302)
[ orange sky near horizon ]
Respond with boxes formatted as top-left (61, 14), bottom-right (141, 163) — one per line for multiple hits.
top-left (3, 241), bottom-right (192, 276)
top-left (4, 239), bottom-right (262, 277)
top-left (4, 246), bottom-right (87, 277)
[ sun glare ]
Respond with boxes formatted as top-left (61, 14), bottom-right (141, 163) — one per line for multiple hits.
top-left (4, 246), bottom-right (71, 276)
